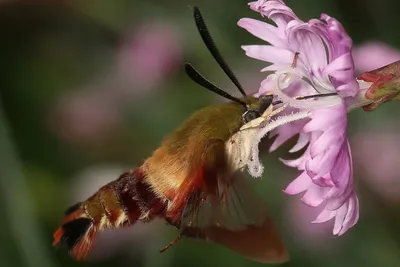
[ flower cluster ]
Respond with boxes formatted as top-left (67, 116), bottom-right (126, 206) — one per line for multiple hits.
top-left (238, 0), bottom-right (375, 235)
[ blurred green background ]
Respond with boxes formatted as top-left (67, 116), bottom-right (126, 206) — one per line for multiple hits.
top-left (1, 0), bottom-right (400, 267)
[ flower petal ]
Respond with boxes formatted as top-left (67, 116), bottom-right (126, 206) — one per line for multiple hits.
top-left (332, 202), bottom-right (349, 235)
top-left (241, 45), bottom-right (294, 65)
top-left (249, 0), bottom-right (299, 28)
top-left (238, 18), bottom-right (286, 47)
top-left (288, 23), bottom-right (328, 72)
top-left (289, 133), bottom-right (310, 153)
top-left (312, 207), bottom-right (336, 223)
top-left (325, 52), bottom-right (359, 97)
top-left (283, 171), bottom-right (312, 195)
top-left (301, 184), bottom-right (326, 207)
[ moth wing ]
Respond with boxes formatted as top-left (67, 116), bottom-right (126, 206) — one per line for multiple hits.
top-left (178, 173), bottom-right (288, 263)
top-left (203, 216), bottom-right (288, 263)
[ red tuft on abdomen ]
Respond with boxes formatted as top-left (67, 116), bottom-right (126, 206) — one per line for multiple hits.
top-left (53, 167), bottom-right (168, 260)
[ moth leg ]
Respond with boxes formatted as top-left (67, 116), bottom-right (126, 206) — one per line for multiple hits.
top-left (241, 102), bottom-right (288, 131)
top-left (256, 104), bottom-right (288, 129)
top-left (267, 103), bottom-right (288, 118)
top-left (160, 220), bottom-right (210, 253)
top-left (180, 226), bottom-right (206, 239)
top-left (240, 117), bottom-right (265, 130)
top-left (188, 194), bottom-right (207, 227)
top-left (159, 235), bottom-right (183, 253)
top-left (161, 192), bottom-right (204, 253)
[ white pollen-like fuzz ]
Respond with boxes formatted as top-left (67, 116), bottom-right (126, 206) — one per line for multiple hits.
top-left (246, 111), bottom-right (312, 178)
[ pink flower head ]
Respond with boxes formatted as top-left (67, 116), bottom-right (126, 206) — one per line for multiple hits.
top-left (238, 0), bottom-right (372, 235)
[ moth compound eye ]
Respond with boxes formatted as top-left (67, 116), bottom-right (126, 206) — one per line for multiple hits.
top-left (242, 110), bottom-right (261, 123)
top-left (259, 95), bottom-right (274, 114)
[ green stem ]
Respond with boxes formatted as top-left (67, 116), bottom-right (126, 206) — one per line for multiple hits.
top-left (0, 97), bottom-right (55, 267)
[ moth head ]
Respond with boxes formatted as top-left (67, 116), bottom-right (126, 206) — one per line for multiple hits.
top-left (242, 95), bottom-right (274, 123)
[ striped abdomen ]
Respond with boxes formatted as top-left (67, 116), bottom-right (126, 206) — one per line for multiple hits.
top-left (53, 168), bottom-right (168, 260)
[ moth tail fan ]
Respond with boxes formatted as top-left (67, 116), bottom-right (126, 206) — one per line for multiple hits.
top-left (53, 204), bottom-right (96, 260)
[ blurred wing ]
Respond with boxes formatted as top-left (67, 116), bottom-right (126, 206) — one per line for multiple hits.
top-left (178, 173), bottom-right (288, 263)
top-left (202, 217), bottom-right (288, 263)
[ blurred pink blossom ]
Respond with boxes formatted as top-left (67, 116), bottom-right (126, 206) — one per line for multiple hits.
top-left (50, 90), bottom-right (121, 146)
top-left (117, 22), bottom-right (182, 92)
top-left (353, 41), bottom-right (400, 74)
top-left (352, 128), bottom-right (400, 203)
top-left (49, 21), bottom-right (182, 146)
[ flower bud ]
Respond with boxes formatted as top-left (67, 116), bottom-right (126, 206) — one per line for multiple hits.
top-left (358, 60), bottom-right (400, 111)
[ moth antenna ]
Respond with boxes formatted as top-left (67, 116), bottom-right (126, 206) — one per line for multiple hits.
top-left (185, 63), bottom-right (247, 108)
top-left (193, 6), bottom-right (247, 97)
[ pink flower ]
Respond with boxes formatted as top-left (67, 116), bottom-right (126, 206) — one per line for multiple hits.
top-left (238, 0), bottom-right (373, 235)
top-left (49, 21), bottom-right (183, 146)
top-left (50, 90), bottom-right (122, 147)
top-left (117, 22), bottom-right (182, 91)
